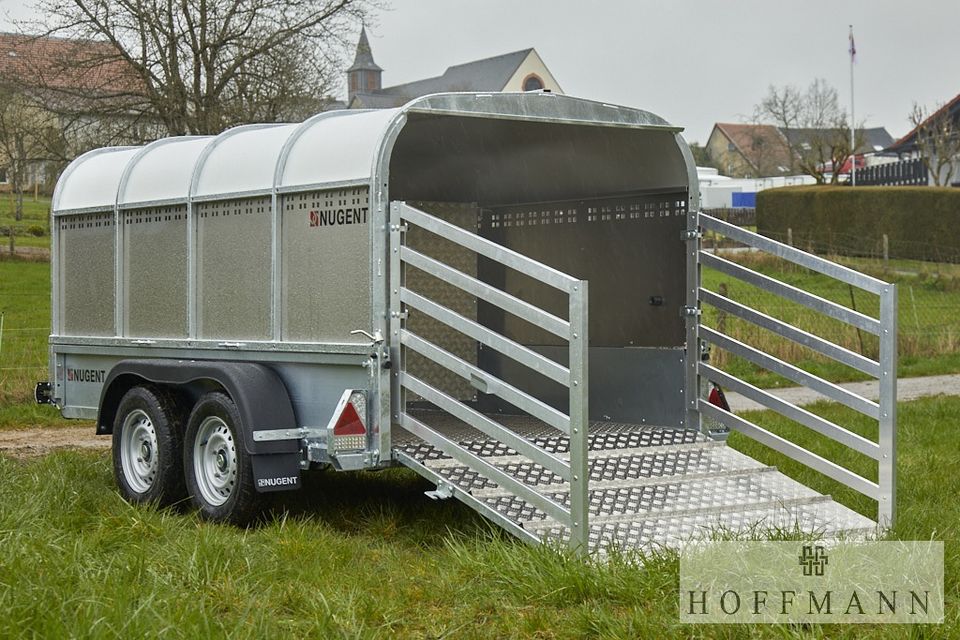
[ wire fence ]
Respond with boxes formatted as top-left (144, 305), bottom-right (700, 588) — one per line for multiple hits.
top-left (0, 282), bottom-right (50, 404)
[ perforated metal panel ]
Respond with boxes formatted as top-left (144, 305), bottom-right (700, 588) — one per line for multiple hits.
top-left (58, 212), bottom-right (115, 336)
top-left (196, 198), bottom-right (272, 339)
top-left (280, 188), bottom-right (371, 343)
top-left (122, 206), bottom-right (188, 337)
top-left (479, 191), bottom-right (688, 348)
top-left (404, 201), bottom-right (480, 400)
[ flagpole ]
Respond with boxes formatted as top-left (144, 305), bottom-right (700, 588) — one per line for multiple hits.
top-left (850, 25), bottom-right (856, 186)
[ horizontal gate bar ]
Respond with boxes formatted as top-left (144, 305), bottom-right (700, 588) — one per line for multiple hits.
top-left (400, 372), bottom-right (572, 479)
top-left (700, 288), bottom-right (881, 378)
top-left (700, 363), bottom-right (880, 460)
top-left (699, 398), bottom-right (880, 500)
top-left (399, 412), bottom-right (572, 524)
top-left (399, 202), bottom-right (578, 292)
top-left (699, 401), bottom-right (880, 500)
top-left (401, 330), bottom-right (571, 434)
top-left (401, 289), bottom-right (571, 386)
top-left (700, 252), bottom-right (882, 335)
top-left (698, 214), bottom-right (888, 295)
top-left (700, 327), bottom-right (880, 419)
top-left (400, 246), bottom-right (570, 338)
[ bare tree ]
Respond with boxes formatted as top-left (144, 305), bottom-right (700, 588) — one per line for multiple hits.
top-left (0, 85), bottom-right (56, 220)
top-left (30, 0), bottom-right (375, 136)
top-left (757, 79), bottom-right (861, 184)
top-left (909, 102), bottom-right (960, 187)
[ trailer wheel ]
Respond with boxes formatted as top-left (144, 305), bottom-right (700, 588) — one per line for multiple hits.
top-left (184, 392), bottom-right (262, 525)
top-left (112, 385), bottom-right (186, 506)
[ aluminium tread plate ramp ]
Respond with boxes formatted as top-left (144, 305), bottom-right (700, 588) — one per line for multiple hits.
top-left (392, 411), bottom-right (877, 555)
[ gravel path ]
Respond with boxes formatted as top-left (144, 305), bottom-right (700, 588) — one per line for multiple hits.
top-left (0, 426), bottom-right (107, 459)
top-left (724, 373), bottom-right (960, 413)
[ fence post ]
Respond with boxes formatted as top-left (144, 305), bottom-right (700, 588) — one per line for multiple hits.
top-left (568, 280), bottom-right (589, 555)
top-left (882, 234), bottom-right (889, 268)
top-left (878, 284), bottom-right (897, 528)
top-left (787, 227), bottom-right (793, 247)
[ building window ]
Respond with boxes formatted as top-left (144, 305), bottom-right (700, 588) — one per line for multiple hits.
top-left (522, 74), bottom-right (544, 91)
top-left (0, 167), bottom-right (7, 184)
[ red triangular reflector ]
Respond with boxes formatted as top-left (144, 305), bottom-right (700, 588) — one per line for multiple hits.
top-left (333, 401), bottom-right (366, 436)
top-left (708, 386), bottom-right (729, 411)
top-left (708, 387), bottom-right (722, 407)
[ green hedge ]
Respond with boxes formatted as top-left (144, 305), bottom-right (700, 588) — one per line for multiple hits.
top-left (756, 186), bottom-right (960, 262)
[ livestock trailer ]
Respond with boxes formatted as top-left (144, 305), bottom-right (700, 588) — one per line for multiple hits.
top-left (40, 92), bottom-right (897, 554)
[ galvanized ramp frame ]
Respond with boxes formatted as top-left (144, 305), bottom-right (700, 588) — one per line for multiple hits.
top-left (387, 201), bottom-right (882, 556)
top-left (392, 414), bottom-right (876, 553)
top-left (697, 213), bottom-right (897, 528)
top-left (389, 201), bottom-right (590, 552)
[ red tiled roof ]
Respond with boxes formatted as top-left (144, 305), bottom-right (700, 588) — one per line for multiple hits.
top-left (888, 92), bottom-right (960, 152)
top-left (713, 123), bottom-right (793, 172)
top-left (0, 32), bottom-right (143, 96)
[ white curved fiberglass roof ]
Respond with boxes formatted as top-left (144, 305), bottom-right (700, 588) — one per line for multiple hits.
top-left (52, 92), bottom-right (678, 214)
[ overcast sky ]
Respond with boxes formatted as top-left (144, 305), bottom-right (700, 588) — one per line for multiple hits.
top-left (2, 0), bottom-right (955, 143)
top-left (364, 0), bottom-right (956, 143)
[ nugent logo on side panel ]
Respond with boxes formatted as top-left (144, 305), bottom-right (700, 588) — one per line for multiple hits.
top-left (308, 206), bottom-right (368, 227)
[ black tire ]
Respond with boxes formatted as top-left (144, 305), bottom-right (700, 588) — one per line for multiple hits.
top-left (183, 391), bottom-right (263, 525)
top-left (112, 384), bottom-right (187, 506)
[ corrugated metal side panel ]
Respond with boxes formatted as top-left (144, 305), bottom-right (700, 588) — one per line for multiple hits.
top-left (122, 206), bottom-right (188, 337)
top-left (58, 212), bottom-right (115, 336)
top-left (280, 187), bottom-right (371, 343)
top-left (196, 197), bottom-right (273, 339)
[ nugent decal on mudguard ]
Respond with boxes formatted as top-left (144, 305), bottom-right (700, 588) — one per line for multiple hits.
top-left (250, 453), bottom-right (301, 493)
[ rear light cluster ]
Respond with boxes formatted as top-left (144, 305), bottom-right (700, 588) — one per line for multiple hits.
top-left (328, 389), bottom-right (368, 452)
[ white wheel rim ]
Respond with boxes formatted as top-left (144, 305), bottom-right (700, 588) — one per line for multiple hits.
top-left (193, 416), bottom-right (237, 507)
top-left (120, 409), bottom-right (159, 494)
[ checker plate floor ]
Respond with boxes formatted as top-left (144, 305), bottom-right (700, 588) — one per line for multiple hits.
top-left (393, 410), bottom-right (877, 554)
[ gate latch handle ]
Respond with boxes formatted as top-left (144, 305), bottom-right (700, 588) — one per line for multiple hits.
top-left (350, 329), bottom-right (384, 344)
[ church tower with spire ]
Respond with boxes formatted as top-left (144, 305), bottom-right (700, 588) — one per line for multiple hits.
top-left (347, 28), bottom-right (382, 104)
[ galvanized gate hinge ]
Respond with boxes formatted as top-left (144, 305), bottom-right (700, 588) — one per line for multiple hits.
top-left (682, 229), bottom-right (702, 241)
top-left (682, 306), bottom-right (702, 317)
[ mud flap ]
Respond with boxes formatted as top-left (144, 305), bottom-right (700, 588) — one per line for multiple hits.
top-left (251, 453), bottom-right (302, 493)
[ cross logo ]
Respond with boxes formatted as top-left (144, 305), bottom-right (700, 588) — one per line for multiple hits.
top-left (309, 210), bottom-right (319, 227)
top-left (799, 545), bottom-right (829, 576)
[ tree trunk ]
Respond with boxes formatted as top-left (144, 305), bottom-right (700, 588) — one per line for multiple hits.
top-left (14, 187), bottom-right (23, 223)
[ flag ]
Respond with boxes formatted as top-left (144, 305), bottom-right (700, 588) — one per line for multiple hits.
top-left (849, 26), bottom-right (856, 62)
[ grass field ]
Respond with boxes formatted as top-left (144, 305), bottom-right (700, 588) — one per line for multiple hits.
top-left (0, 195), bottom-right (52, 250)
top-left (0, 395), bottom-right (956, 638)
top-left (701, 251), bottom-right (960, 388)
top-left (2, 240), bottom-right (959, 636)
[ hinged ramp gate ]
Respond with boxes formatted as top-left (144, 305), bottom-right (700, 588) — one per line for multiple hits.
top-left (697, 214), bottom-right (897, 529)
top-left (389, 201), bottom-right (590, 551)
top-left (388, 203), bottom-right (884, 555)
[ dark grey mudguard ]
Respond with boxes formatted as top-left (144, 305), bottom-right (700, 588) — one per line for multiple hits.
top-left (98, 359), bottom-right (301, 492)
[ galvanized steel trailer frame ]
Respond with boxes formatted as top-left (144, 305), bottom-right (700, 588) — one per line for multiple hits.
top-left (46, 92), bottom-right (897, 553)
